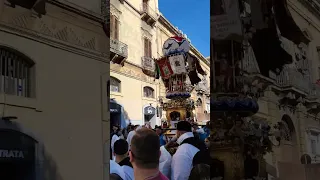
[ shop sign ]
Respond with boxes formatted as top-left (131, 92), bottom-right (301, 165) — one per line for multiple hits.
top-left (0, 149), bottom-right (24, 158)
top-left (110, 102), bottom-right (121, 113)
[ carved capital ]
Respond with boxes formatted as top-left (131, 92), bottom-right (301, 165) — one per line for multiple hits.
top-left (110, 4), bottom-right (121, 19)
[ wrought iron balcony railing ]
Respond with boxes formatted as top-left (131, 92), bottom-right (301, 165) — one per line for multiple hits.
top-left (275, 66), bottom-right (311, 93)
top-left (110, 38), bottom-right (128, 58)
top-left (141, 2), bottom-right (157, 20)
top-left (141, 56), bottom-right (155, 72)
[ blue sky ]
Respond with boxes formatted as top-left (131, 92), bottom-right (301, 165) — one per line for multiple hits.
top-left (159, 0), bottom-right (210, 57)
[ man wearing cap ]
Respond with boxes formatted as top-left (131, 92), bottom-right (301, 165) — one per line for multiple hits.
top-left (171, 121), bottom-right (200, 180)
top-left (114, 139), bottom-right (134, 180)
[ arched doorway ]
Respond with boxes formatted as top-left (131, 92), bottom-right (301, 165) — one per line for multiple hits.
top-left (280, 114), bottom-right (299, 163)
top-left (143, 105), bottom-right (156, 128)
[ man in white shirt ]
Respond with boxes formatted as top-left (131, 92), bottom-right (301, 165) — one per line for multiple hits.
top-left (159, 145), bottom-right (172, 178)
top-left (126, 125), bottom-right (141, 149)
top-left (171, 121), bottom-right (199, 180)
top-left (114, 139), bottom-right (134, 180)
top-left (111, 132), bottom-right (120, 160)
top-left (110, 160), bottom-right (125, 180)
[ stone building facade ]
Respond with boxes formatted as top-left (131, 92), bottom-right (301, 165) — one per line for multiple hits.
top-left (0, 0), bottom-right (109, 180)
top-left (231, 0), bottom-right (320, 179)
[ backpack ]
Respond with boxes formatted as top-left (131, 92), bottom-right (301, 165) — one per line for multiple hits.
top-left (180, 137), bottom-right (211, 166)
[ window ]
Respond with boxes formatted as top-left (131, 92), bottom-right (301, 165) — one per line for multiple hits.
top-left (310, 133), bottom-right (319, 155)
top-left (144, 38), bottom-right (152, 58)
top-left (110, 14), bottom-right (119, 40)
top-left (311, 139), bottom-right (317, 154)
top-left (0, 47), bottom-right (34, 97)
top-left (110, 77), bottom-right (121, 93)
top-left (143, 86), bottom-right (154, 98)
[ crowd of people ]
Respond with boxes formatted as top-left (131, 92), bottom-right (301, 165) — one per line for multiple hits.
top-left (110, 121), bottom-right (212, 180)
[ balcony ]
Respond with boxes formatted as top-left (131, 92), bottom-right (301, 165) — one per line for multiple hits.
top-left (141, 2), bottom-right (158, 26)
top-left (110, 38), bottom-right (128, 65)
top-left (275, 66), bottom-right (311, 93)
top-left (141, 56), bottom-right (155, 76)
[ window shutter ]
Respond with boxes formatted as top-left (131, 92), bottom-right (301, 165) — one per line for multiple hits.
top-left (148, 40), bottom-right (152, 58)
top-left (110, 15), bottom-right (115, 39)
top-left (115, 18), bottom-right (119, 40)
top-left (144, 38), bottom-right (148, 57)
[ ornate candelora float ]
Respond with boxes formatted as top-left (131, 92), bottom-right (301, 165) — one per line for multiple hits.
top-left (157, 36), bottom-right (206, 133)
top-left (141, 35), bottom-right (206, 142)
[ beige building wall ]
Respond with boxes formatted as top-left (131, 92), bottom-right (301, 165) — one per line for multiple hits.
top-left (110, 0), bottom-right (210, 125)
top-left (0, 1), bottom-right (109, 180)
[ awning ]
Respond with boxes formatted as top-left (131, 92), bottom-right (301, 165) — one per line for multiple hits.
top-left (273, 0), bottom-right (310, 44)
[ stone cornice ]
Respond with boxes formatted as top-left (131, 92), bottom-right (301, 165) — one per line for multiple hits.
top-left (0, 22), bottom-right (108, 62)
top-left (0, 4), bottom-right (108, 62)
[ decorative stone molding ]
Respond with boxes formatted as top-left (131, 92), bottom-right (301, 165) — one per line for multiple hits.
top-left (110, 4), bottom-right (121, 19)
top-left (141, 27), bottom-right (152, 39)
top-left (5, 13), bottom-right (97, 51)
top-left (111, 63), bottom-right (156, 84)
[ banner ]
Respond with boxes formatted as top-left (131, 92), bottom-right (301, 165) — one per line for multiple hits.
top-left (156, 57), bottom-right (173, 79)
top-left (169, 54), bottom-right (186, 74)
top-left (211, 0), bottom-right (243, 40)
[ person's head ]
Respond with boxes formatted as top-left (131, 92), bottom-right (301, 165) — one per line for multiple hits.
top-left (155, 125), bottom-right (162, 135)
top-left (206, 121), bottom-right (210, 128)
top-left (188, 164), bottom-right (210, 180)
top-left (112, 125), bottom-right (119, 132)
top-left (110, 173), bottom-right (123, 180)
top-left (192, 123), bottom-right (199, 131)
top-left (134, 125), bottom-right (139, 131)
top-left (204, 138), bottom-right (210, 148)
top-left (114, 139), bottom-right (129, 159)
top-left (176, 121), bottom-right (192, 138)
top-left (129, 128), bottom-right (161, 170)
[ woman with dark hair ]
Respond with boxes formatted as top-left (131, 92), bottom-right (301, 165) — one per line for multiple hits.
top-left (188, 164), bottom-right (211, 180)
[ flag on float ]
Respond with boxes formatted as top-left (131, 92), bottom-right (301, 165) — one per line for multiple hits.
top-left (156, 57), bottom-right (173, 79)
top-left (169, 54), bottom-right (186, 74)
